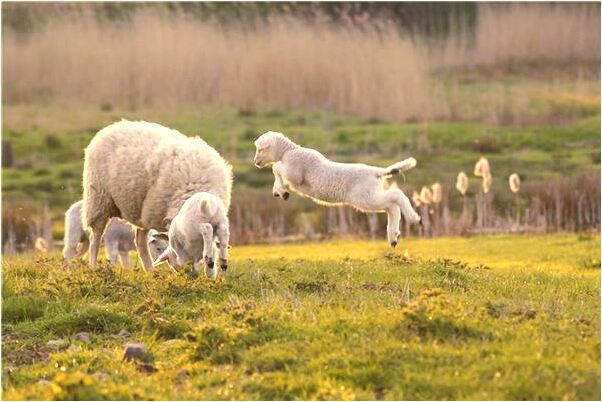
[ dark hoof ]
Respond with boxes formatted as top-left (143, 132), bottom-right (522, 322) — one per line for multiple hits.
top-left (282, 192), bottom-right (290, 200)
top-left (390, 241), bottom-right (398, 248)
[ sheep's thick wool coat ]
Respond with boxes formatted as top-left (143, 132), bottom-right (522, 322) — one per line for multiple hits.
top-left (83, 120), bottom-right (232, 232)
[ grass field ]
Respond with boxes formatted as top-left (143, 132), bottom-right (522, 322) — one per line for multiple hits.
top-left (2, 234), bottom-right (600, 400)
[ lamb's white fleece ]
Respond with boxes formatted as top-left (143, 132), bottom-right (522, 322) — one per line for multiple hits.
top-left (253, 131), bottom-right (420, 246)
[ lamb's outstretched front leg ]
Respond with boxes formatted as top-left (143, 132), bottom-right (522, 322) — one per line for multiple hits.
top-left (272, 162), bottom-right (290, 200)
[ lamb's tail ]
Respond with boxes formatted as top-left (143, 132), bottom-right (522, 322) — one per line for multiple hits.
top-left (378, 157), bottom-right (417, 177)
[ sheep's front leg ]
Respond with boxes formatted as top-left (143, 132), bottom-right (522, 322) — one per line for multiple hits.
top-left (135, 228), bottom-right (153, 271)
top-left (386, 205), bottom-right (402, 247)
top-left (272, 162), bottom-right (290, 200)
top-left (216, 224), bottom-right (230, 272)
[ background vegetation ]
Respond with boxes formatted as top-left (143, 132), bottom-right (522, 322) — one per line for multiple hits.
top-left (1, 2), bottom-right (600, 247)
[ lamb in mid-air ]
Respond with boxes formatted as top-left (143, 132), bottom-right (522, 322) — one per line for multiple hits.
top-left (63, 200), bottom-right (168, 266)
top-left (152, 192), bottom-right (230, 278)
top-left (82, 120), bottom-right (232, 272)
top-left (253, 131), bottom-right (420, 247)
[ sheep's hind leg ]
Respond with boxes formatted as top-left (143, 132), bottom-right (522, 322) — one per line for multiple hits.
top-left (135, 228), bottom-right (153, 271)
top-left (386, 205), bottom-right (402, 247)
top-left (88, 220), bottom-right (108, 269)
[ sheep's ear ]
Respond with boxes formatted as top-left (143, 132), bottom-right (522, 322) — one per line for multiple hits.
top-left (151, 232), bottom-right (169, 242)
top-left (200, 199), bottom-right (214, 217)
top-left (153, 248), bottom-right (172, 267)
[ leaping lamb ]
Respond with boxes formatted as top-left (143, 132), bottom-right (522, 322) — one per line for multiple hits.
top-left (253, 131), bottom-right (420, 247)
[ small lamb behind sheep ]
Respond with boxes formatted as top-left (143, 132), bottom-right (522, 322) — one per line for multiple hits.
top-left (63, 200), bottom-right (168, 266)
top-left (82, 120), bottom-right (232, 271)
top-left (253, 131), bottom-right (420, 247)
top-left (153, 192), bottom-right (230, 278)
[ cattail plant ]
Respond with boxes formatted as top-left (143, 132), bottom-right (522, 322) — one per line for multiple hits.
top-left (419, 186), bottom-right (433, 237)
top-left (509, 173), bottom-right (520, 193)
top-left (455, 171), bottom-right (471, 225)
top-left (35, 237), bottom-right (49, 253)
top-left (431, 182), bottom-right (443, 235)
top-left (474, 157), bottom-right (493, 228)
top-left (509, 173), bottom-right (521, 226)
top-left (455, 172), bottom-right (469, 196)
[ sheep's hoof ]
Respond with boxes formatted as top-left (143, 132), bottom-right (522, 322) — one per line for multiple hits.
top-left (282, 192), bottom-right (290, 200)
top-left (390, 241), bottom-right (398, 248)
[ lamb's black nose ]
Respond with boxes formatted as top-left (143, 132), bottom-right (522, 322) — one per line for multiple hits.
top-left (282, 192), bottom-right (290, 200)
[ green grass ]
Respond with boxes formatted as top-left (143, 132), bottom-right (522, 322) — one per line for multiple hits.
top-left (2, 104), bottom-right (600, 214)
top-left (2, 234), bottom-right (600, 400)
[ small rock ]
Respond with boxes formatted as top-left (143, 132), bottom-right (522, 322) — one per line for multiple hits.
top-left (122, 343), bottom-right (146, 361)
top-left (46, 339), bottom-right (68, 350)
top-left (118, 329), bottom-right (131, 338)
top-left (74, 332), bottom-right (91, 343)
top-left (135, 362), bottom-right (157, 373)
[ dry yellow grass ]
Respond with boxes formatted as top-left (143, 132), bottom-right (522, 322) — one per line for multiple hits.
top-left (2, 3), bottom-right (600, 123)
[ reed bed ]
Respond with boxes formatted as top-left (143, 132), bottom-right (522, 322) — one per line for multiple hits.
top-left (3, 3), bottom-right (600, 123)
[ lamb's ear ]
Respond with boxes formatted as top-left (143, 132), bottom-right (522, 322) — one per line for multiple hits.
top-left (199, 199), bottom-right (214, 217)
top-left (152, 248), bottom-right (172, 267)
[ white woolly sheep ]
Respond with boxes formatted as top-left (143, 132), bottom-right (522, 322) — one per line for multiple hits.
top-left (63, 200), bottom-right (168, 266)
top-left (152, 192), bottom-right (230, 278)
top-left (82, 120), bottom-right (232, 271)
top-left (253, 131), bottom-right (420, 247)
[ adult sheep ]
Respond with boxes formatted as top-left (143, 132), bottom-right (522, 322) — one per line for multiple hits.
top-left (82, 120), bottom-right (232, 271)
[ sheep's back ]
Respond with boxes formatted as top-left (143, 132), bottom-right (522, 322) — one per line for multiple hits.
top-left (84, 120), bottom-right (231, 230)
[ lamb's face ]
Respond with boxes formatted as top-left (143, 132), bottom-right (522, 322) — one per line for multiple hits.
top-left (147, 230), bottom-right (169, 262)
top-left (253, 132), bottom-right (279, 167)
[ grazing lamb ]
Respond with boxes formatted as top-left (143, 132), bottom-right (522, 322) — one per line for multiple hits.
top-left (82, 120), bottom-right (232, 271)
top-left (63, 200), bottom-right (168, 266)
top-left (153, 192), bottom-right (230, 278)
top-left (253, 131), bottom-right (420, 247)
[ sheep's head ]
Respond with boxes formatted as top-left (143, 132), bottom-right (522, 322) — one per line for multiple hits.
top-left (253, 131), bottom-right (286, 168)
top-left (148, 229), bottom-right (169, 262)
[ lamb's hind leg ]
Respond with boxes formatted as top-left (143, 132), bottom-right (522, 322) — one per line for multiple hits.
top-left (387, 205), bottom-right (402, 247)
top-left (390, 189), bottom-right (420, 224)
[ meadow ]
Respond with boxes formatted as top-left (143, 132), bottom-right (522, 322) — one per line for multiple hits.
top-left (2, 234), bottom-right (600, 400)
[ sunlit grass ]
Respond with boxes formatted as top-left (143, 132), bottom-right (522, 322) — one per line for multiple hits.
top-left (2, 234), bottom-right (599, 400)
